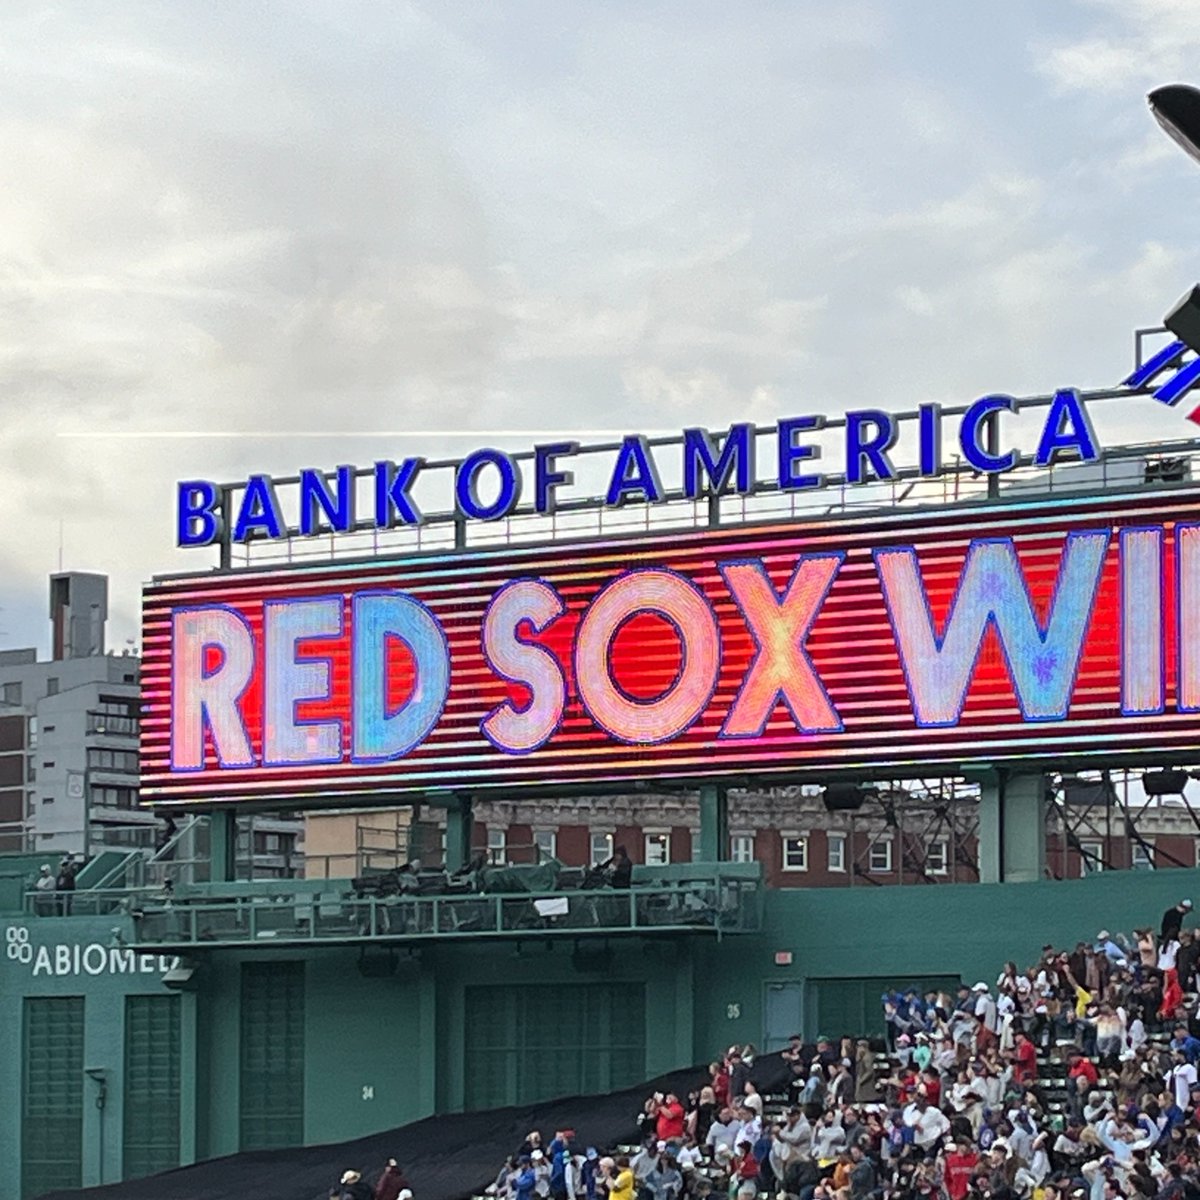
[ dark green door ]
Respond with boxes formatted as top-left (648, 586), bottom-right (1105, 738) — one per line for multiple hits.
top-left (464, 984), bottom-right (645, 1110)
top-left (240, 962), bottom-right (305, 1150)
top-left (123, 995), bottom-right (181, 1178)
top-left (22, 996), bottom-right (84, 1199)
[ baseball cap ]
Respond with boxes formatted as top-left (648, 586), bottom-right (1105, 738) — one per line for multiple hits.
top-left (532, 1150), bottom-right (544, 1161)
top-left (1185, 900), bottom-right (1195, 910)
top-left (972, 982), bottom-right (988, 992)
top-left (657, 1141), bottom-right (667, 1152)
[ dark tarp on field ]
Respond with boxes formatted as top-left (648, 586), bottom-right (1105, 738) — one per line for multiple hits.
top-left (36, 1063), bottom-right (723, 1200)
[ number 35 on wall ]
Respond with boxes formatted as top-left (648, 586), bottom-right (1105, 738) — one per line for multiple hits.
top-left (726, 1003), bottom-right (740, 1020)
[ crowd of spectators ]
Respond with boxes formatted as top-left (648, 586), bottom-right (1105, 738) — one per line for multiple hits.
top-left (480, 898), bottom-right (1200, 1200)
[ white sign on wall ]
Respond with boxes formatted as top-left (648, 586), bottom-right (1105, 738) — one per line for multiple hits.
top-left (5, 926), bottom-right (179, 978)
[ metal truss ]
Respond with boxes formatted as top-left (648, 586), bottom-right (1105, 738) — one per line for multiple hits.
top-left (846, 777), bottom-right (981, 886)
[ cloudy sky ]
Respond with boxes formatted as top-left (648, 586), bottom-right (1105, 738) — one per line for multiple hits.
top-left (1, 0), bottom-right (1198, 653)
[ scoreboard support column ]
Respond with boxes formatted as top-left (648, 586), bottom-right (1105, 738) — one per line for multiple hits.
top-left (978, 769), bottom-right (1047, 884)
top-left (444, 794), bottom-right (474, 873)
top-left (698, 783), bottom-right (729, 862)
top-left (210, 810), bottom-right (237, 882)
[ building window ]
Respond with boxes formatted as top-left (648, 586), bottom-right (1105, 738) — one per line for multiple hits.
top-left (93, 823), bottom-right (154, 849)
top-left (86, 748), bottom-right (138, 773)
top-left (926, 840), bottom-right (949, 876)
top-left (46, 678), bottom-right (58, 696)
top-left (1079, 840), bottom-right (1104, 877)
top-left (486, 828), bottom-right (507, 865)
top-left (1131, 841), bottom-right (1155, 871)
top-left (589, 832), bottom-right (613, 865)
top-left (92, 786), bottom-right (136, 810)
top-left (42, 761), bottom-right (55, 770)
top-left (1194, 840), bottom-right (1200, 869)
top-left (252, 831), bottom-right (294, 855)
top-left (88, 713), bottom-right (137, 736)
top-left (644, 833), bottom-right (670, 866)
top-left (2, 682), bottom-right (21, 706)
top-left (729, 834), bottom-right (755, 863)
top-left (868, 839), bottom-right (893, 873)
top-left (782, 835), bottom-right (809, 872)
top-left (533, 830), bottom-right (557, 861)
top-left (827, 833), bottom-right (846, 873)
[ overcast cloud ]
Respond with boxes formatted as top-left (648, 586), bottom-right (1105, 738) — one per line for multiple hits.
top-left (0, 0), bottom-right (1197, 652)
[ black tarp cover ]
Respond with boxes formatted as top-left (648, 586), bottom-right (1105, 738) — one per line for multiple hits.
top-left (37, 1064), bottom-right (725, 1200)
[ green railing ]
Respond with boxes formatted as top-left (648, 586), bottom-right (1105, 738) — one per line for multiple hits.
top-left (119, 866), bottom-right (762, 951)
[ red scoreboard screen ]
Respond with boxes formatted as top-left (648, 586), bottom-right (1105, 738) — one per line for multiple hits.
top-left (140, 489), bottom-right (1200, 807)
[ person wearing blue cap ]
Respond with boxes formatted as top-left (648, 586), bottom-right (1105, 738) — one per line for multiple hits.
top-left (514, 1157), bottom-right (536, 1200)
top-left (581, 1149), bottom-right (600, 1200)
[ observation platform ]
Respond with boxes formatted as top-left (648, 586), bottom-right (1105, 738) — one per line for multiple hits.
top-left (49, 861), bottom-right (762, 953)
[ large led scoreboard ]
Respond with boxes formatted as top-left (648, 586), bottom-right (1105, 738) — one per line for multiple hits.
top-left (140, 489), bottom-right (1200, 807)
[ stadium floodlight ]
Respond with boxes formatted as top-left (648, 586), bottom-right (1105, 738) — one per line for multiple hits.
top-left (1149, 84), bottom-right (1200, 167)
top-left (1164, 286), bottom-right (1200, 355)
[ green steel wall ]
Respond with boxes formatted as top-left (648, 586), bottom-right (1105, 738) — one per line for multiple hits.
top-left (2, 868), bottom-right (1197, 1197)
top-left (123, 995), bottom-right (182, 1179)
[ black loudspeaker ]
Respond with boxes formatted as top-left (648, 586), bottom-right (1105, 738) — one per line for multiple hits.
top-left (1143, 769), bottom-right (1190, 796)
top-left (822, 785), bottom-right (865, 812)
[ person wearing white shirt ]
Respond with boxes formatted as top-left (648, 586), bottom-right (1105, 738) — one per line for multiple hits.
top-left (1169, 1051), bottom-right (1198, 1110)
top-left (902, 1099), bottom-right (950, 1151)
top-left (1160, 939), bottom-right (1182, 973)
top-left (705, 1110), bottom-right (741, 1158)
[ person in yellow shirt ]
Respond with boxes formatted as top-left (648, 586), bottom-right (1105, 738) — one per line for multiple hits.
top-left (606, 1157), bottom-right (635, 1200)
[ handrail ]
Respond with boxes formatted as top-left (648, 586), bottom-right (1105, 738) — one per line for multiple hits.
top-left (115, 866), bottom-right (763, 949)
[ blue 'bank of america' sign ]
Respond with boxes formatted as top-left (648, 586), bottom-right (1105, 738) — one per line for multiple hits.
top-left (175, 388), bottom-right (1107, 549)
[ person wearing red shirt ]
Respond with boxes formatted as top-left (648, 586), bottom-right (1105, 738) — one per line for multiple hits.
top-left (1067, 1051), bottom-right (1098, 1087)
top-left (1066, 1049), bottom-right (1098, 1118)
top-left (733, 1142), bottom-right (759, 1186)
top-left (711, 1062), bottom-right (730, 1109)
top-left (942, 1141), bottom-right (979, 1200)
top-left (655, 1093), bottom-right (686, 1142)
top-left (1014, 1032), bottom-right (1038, 1085)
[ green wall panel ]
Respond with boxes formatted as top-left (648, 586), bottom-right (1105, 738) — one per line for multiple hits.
top-left (123, 995), bottom-right (181, 1179)
top-left (464, 983), bottom-right (646, 1110)
top-left (239, 962), bottom-right (304, 1151)
top-left (22, 996), bottom-right (84, 1200)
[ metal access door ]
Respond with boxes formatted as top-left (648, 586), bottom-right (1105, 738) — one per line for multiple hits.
top-left (763, 981), bottom-right (804, 1052)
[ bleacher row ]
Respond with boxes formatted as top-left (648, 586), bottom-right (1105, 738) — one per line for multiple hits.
top-left (473, 1027), bottom-right (1181, 1199)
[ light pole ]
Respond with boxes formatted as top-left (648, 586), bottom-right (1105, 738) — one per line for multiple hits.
top-left (1148, 85), bottom-right (1200, 352)
top-left (1149, 84), bottom-right (1200, 166)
